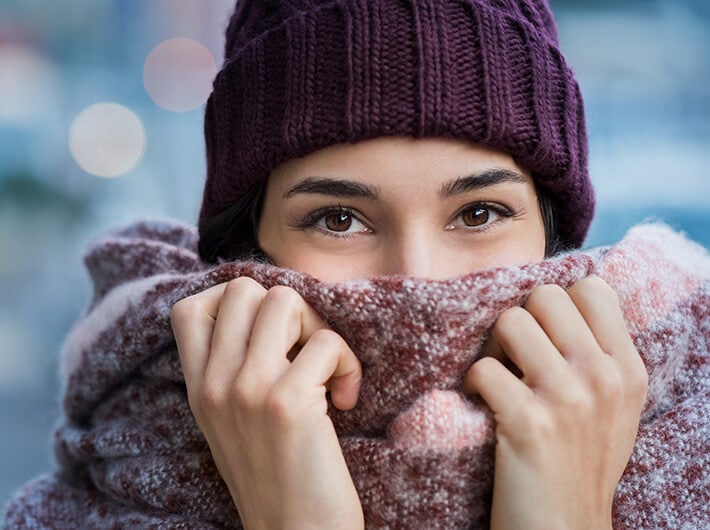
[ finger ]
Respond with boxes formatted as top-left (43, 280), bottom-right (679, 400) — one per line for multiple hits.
top-left (241, 285), bottom-right (329, 381)
top-left (170, 285), bottom-right (228, 383)
top-left (282, 329), bottom-right (362, 411)
top-left (207, 278), bottom-right (267, 382)
top-left (480, 334), bottom-right (523, 379)
top-left (486, 306), bottom-right (569, 387)
top-left (566, 276), bottom-right (648, 394)
top-left (524, 284), bottom-right (603, 368)
top-left (462, 356), bottom-right (535, 416)
top-left (566, 277), bottom-right (638, 364)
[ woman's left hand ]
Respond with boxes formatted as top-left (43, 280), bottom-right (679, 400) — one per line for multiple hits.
top-left (462, 276), bottom-right (649, 530)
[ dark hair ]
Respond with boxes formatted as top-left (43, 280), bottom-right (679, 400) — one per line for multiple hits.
top-left (198, 179), bottom-right (269, 264)
top-left (537, 184), bottom-right (566, 257)
top-left (198, 180), bottom-right (565, 264)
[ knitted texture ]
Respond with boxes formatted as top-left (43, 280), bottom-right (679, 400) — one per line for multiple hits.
top-left (4, 220), bottom-right (708, 529)
top-left (199, 0), bottom-right (594, 249)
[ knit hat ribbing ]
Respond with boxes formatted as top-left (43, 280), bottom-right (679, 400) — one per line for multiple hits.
top-left (199, 0), bottom-right (594, 249)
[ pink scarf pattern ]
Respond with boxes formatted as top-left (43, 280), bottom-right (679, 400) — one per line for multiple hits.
top-left (3, 220), bottom-right (708, 529)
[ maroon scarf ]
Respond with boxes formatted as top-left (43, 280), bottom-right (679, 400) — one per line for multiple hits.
top-left (4, 220), bottom-right (709, 529)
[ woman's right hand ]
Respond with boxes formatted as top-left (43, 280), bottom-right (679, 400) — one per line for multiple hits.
top-left (170, 277), bottom-right (364, 530)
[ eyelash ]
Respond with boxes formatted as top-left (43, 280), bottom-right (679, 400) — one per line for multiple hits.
top-left (449, 203), bottom-right (516, 233)
top-left (295, 202), bottom-right (517, 240)
top-left (295, 205), bottom-right (365, 239)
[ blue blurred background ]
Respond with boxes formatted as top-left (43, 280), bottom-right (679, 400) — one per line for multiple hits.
top-left (0, 0), bottom-right (708, 508)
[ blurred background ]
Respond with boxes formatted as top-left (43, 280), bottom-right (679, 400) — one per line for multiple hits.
top-left (0, 0), bottom-right (708, 509)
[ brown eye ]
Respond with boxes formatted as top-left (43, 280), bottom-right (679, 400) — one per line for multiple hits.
top-left (324, 212), bottom-right (353, 232)
top-left (461, 207), bottom-right (490, 227)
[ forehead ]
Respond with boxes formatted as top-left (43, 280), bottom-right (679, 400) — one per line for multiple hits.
top-left (269, 135), bottom-right (533, 190)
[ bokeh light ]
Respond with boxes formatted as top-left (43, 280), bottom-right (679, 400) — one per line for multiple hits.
top-left (0, 43), bottom-right (60, 126)
top-left (143, 37), bottom-right (217, 112)
top-left (68, 102), bottom-right (146, 178)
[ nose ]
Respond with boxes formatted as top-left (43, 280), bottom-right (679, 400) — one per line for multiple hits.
top-left (382, 230), bottom-right (453, 279)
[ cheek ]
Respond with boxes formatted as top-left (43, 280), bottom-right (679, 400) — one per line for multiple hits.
top-left (264, 242), bottom-right (377, 281)
top-left (466, 225), bottom-right (547, 271)
top-left (257, 216), bottom-right (376, 280)
top-left (480, 245), bottom-right (542, 269)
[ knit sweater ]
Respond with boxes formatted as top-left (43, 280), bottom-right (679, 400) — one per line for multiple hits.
top-left (3, 219), bottom-right (709, 529)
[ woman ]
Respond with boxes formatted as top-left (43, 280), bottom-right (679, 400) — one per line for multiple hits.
top-left (170, 1), bottom-right (648, 528)
top-left (5, 1), bottom-right (707, 528)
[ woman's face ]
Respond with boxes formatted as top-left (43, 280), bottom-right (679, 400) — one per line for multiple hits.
top-left (257, 136), bottom-right (546, 281)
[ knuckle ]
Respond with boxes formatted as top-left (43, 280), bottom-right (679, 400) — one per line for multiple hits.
top-left (230, 380), bottom-right (258, 410)
top-left (584, 275), bottom-right (614, 292)
top-left (517, 406), bottom-right (555, 438)
top-left (224, 276), bottom-right (264, 297)
top-left (528, 283), bottom-right (566, 305)
top-left (539, 283), bottom-right (567, 296)
top-left (472, 355), bottom-right (498, 374)
top-left (494, 306), bottom-right (530, 331)
top-left (310, 328), bottom-right (343, 349)
top-left (170, 297), bottom-right (198, 324)
top-left (597, 363), bottom-right (625, 402)
top-left (562, 386), bottom-right (594, 413)
top-left (265, 285), bottom-right (301, 306)
top-left (198, 381), bottom-right (229, 410)
top-left (576, 276), bottom-right (619, 305)
top-left (262, 286), bottom-right (308, 320)
top-left (264, 387), bottom-right (297, 423)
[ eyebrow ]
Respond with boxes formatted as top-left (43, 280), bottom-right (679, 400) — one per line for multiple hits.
top-left (283, 177), bottom-right (380, 199)
top-left (282, 168), bottom-right (527, 200)
top-left (440, 168), bottom-right (527, 198)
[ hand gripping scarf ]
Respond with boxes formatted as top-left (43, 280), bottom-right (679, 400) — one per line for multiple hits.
top-left (3, 220), bottom-right (709, 529)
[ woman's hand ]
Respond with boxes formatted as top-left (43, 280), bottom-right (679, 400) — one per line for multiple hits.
top-left (170, 278), bottom-right (364, 530)
top-left (462, 276), bottom-right (648, 530)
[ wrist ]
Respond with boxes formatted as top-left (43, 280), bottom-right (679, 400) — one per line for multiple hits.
top-left (490, 500), bottom-right (613, 530)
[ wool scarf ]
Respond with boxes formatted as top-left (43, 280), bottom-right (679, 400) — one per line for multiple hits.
top-left (3, 220), bottom-right (709, 529)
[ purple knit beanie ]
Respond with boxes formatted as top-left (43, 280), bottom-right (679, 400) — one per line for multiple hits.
top-left (199, 0), bottom-right (594, 249)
